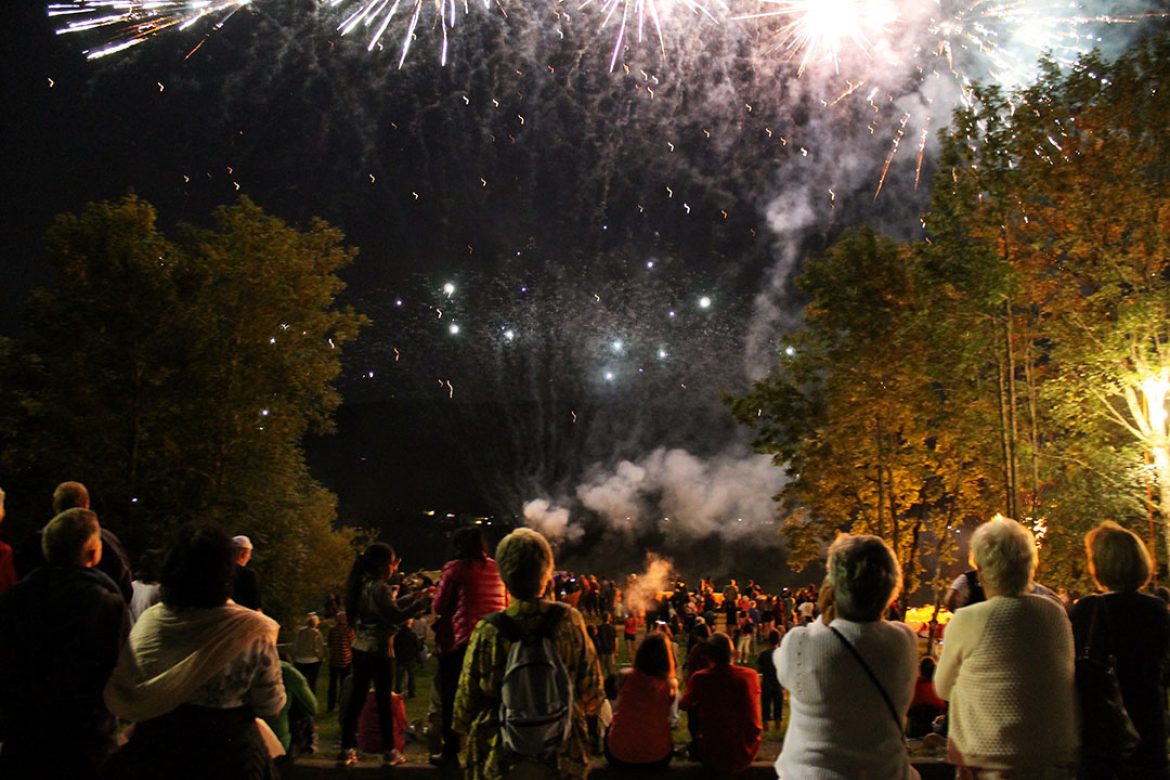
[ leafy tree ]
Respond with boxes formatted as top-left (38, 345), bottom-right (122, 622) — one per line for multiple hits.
top-left (728, 227), bottom-right (996, 601)
top-left (3, 194), bottom-right (367, 621)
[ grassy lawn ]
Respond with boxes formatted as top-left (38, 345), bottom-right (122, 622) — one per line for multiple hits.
top-left (309, 636), bottom-right (788, 764)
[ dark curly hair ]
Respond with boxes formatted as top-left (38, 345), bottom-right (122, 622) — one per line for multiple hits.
top-left (161, 523), bottom-right (237, 609)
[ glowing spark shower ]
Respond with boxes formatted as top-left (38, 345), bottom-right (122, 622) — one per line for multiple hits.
top-left (48, 0), bottom-right (251, 60)
top-left (735, 0), bottom-right (898, 75)
top-left (578, 0), bottom-right (722, 71)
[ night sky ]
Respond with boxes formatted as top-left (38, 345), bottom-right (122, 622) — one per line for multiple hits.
top-left (2, 0), bottom-right (1163, 577)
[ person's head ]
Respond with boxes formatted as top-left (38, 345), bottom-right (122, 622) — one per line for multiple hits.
top-left (826, 533), bottom-right (901, 621)
top-left (344, 542), bottom-right (399, 616)
top-left (969, 515), bottom-right (1037, 597)
top-left (495, 528), bottom-right (554, 600)
top-left (232, 535), bottom-right (253, 566)
top-left (919, 655), bottom-right (937, 680)
top-left (52, 481), bottom-right (90, 513)
top-left (306, 613), bottom-right (320, 628)
top-left (135, 548), bottom-right (164, 584)
top-left (335, 609), bottom-right (348, 626)
top-left (706, 632), bottom-right (734, 666)
top-left (452, 525), bottom-right (490, 562)
top-left (161, 522), bottom-right (237, 608)
top-left (767, 628), bottom-right (781, 647)
top-left (42, 508), bottom-right (101, 567)
top-left (1085, 521), bottom-right (1152, 593)
top-left (634, 632), bottom-right (676, 679)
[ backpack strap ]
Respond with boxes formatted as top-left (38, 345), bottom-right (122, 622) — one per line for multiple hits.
top-left (485, 604), bottom-right (567, 643)
top-left (485, 610), bottom-right (523, 642)
top-left (534, 603), bottom-right (567, 640)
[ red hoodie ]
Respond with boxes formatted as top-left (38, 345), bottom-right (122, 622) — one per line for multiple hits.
top-left (432, 556), bottom-right (507, 652)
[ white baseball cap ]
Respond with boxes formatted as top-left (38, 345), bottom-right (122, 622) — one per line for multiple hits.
top-left (232, 535), bottom-right (253, 550)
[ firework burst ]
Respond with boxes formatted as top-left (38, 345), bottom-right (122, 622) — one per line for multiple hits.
top-left (48, 0), bottom-right (251, 60)
top-left (579, 0), bottom-right (723, 71)
top-left (331, 0), bottom-right (476, 67)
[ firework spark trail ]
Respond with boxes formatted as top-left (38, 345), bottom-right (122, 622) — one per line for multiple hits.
top-left (332, 0), bottom-right (488, 66)
top-left (48, 0), bottom-right (251, 60)
top-left (578, 0), bottom-right (723, 71)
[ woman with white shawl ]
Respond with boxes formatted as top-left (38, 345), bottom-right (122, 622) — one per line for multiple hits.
top-left (103, 523), bottom-right (286, 780)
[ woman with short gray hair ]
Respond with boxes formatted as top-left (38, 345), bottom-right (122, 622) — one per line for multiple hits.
top-left (775, 533), bottom-right (919, 779)
top-left (935, 515), bottom-right (1078, 778)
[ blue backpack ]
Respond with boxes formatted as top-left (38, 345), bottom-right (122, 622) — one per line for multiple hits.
top-left (485, 605), bottom-right (573, 757)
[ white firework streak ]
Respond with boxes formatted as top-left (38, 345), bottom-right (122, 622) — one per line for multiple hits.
top-left (48, 0), bottom-right (251, 60)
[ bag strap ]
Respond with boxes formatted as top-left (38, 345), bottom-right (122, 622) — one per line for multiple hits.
top-left (829, 626), bottom-right (903, 735)
top-left (485, 610), bottom-right (522, 642)
top-left (485, 604), bottom-right (566, 643)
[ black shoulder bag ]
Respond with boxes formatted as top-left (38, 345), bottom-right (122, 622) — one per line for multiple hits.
top-left (1076, 596), bottom-right (1140, 760)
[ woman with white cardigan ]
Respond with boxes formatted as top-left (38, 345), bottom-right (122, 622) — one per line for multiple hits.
top-left (935, 515), bottom-right (1078, 779)
top-left (775, 533), bottom-right (919, 780)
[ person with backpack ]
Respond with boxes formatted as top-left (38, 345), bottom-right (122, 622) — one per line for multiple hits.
top-left (452, 528), bottom-right (603, 780)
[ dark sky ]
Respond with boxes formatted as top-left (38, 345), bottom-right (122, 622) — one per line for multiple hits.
top-left (2, 0), bottom-right (1163, 576)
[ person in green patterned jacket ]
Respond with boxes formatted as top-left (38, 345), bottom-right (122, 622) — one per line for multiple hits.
top-left (453, 528), bottom-right (604, 780)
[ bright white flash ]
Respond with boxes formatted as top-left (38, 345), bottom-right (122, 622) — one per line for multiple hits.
top-left (737, 0), bottom-right (897, 75)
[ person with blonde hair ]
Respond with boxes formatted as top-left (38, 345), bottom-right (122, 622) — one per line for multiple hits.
top-left (1070, 521), bottom-right (1168, 780)
top-left (452, 527), bottom-right (603, 780)
top-left (935, 515), bottom-right (1078, 779)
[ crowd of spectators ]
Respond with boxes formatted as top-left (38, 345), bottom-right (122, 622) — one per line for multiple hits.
top-left (1, 480), bottom-right (1168, 779)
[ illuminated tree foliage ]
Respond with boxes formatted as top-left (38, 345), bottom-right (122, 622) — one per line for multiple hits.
top-left (1, 195), bottom-right (367, 620)
top-left (732, 35), bottom-right (1170, 591)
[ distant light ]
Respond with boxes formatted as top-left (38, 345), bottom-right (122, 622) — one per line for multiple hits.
top-left (604, 371), bottom-right (615, 381)
top-left (737, 517), bottom-right (743, 522)
top-left (395, 298), bottom-right (403, 307)
top-left (504, 329), bottom-right (515, 341)
top-left (260, 408), bottom-right (270, 416)
top-left (368, 371), bottom-right (375, 378)
top-left (611, 339), bottom-right (624, 353)
top-left (785, 346), bottom-right (797, 357)
top-left (520, 286), bottom-right (528, 293)
top-left (424, 510), bottom-right (436, 516)
top-left (131, 497), bottom-right (139, 504)
top-left (449, 323), bottom-right (460, 335)
top-left (668, 310), bottom-right (676, 318)
top-left (658, 349), bottom-right (668, 359)
top-left (443, 282), bottom-right (456, 296)
top-left (699, 296), bottom-right (712, 309)
top-left (646, 260), bottom-right (655, 269)
top-left (269, 337), bottom-right (276, 344)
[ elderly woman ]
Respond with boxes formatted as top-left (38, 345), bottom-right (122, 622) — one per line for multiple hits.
top-left (452, 528), bottom-right (603, 780)
top-left (775, 534), bottom-right (918, 779)
top-left (1070, 521), bottom-right (1168, 780)
top-left (935, 516), bottom-right (1078, 779)
top-left (103, 523), bottom-right (285, 779)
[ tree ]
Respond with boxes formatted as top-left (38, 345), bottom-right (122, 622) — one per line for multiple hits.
top-left (727, 227), bottom-right (996, 600)
top-left (4, 194), bottom-right (367, 621)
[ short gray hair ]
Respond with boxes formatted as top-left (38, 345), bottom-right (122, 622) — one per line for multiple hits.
top-left (827, 534), bottom-right (901, 621)
top-left (969, 515), bottom-right (1036, 596)
top-left (496, 528), bottom-right (554, 600)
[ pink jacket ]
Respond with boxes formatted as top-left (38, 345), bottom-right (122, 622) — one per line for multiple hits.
top-left (432, 556), bottom-right (507, 652)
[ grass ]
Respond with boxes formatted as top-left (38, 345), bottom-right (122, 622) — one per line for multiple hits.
top-left (308, 631), bottom-right (788, 764)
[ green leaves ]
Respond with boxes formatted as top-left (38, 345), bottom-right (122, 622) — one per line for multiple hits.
top-left (4, 194), bottom-right (366, 622)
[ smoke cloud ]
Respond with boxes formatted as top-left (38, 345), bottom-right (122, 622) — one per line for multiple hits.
top-left (524, 446), bottom-right (786, 547)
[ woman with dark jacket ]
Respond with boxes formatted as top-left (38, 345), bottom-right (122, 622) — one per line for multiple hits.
top-left (431, 526), bottom-right (507, 765)
top-left (1071, 521), bottom-right (1169, 780)
top-left (336, 543), bottom-right (430, 768)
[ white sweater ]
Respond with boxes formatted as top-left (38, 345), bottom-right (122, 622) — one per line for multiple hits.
top-left (775, 618), bottom-right (918, 780)
top-left (934, 594), bottom-right (1078, 770)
